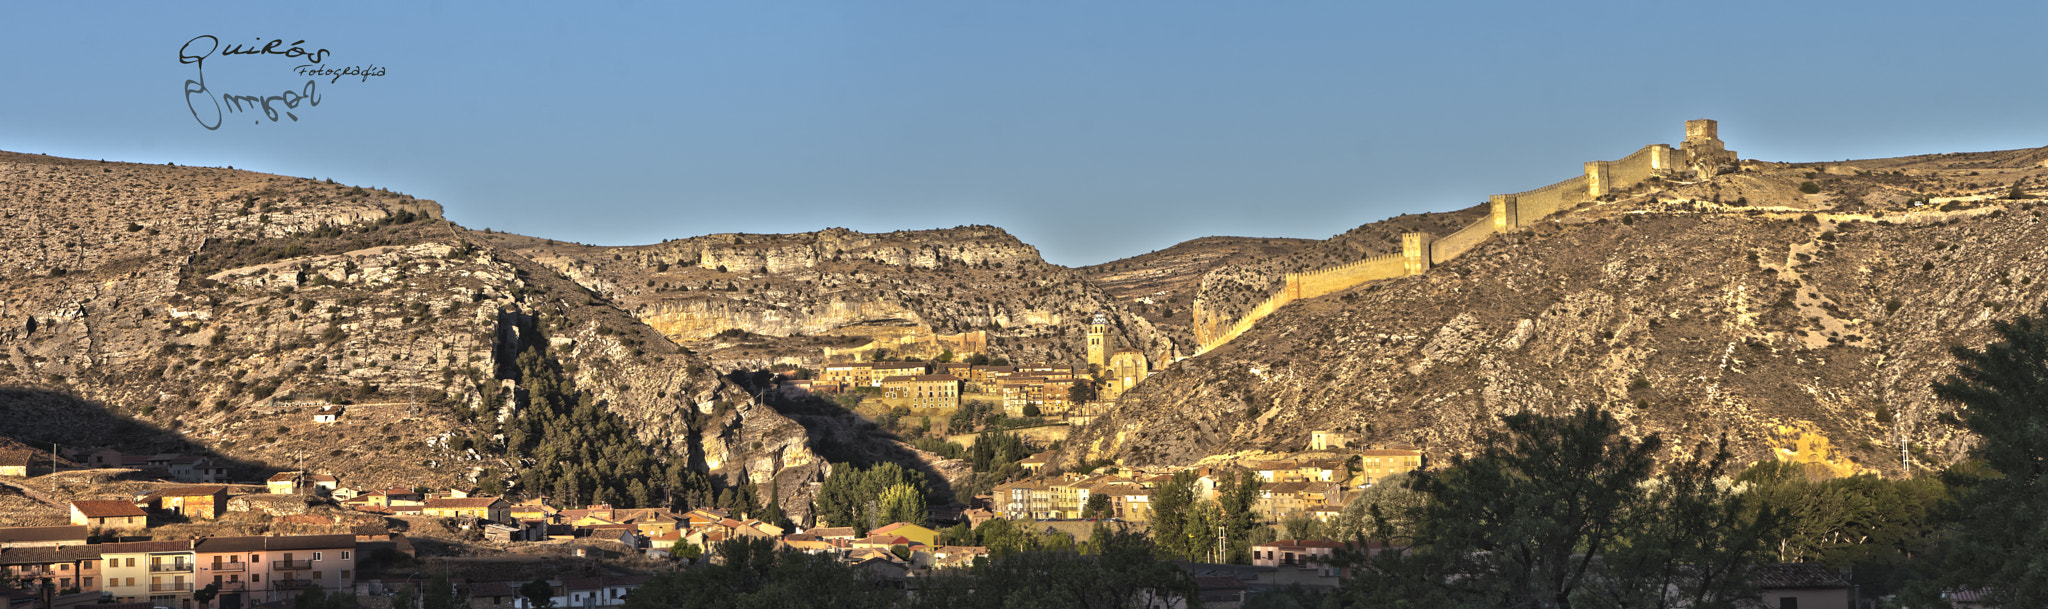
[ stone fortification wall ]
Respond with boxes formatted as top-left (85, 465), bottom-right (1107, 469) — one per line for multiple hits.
top-left (1190, 121), bottom-right (1736, 356)
top-left (1608, 145), bottom-right (1664, 189)
top-left (1511, 175), bottom-right (1592, 224)
top-left (1430, 218), bottom-right (1496, 265)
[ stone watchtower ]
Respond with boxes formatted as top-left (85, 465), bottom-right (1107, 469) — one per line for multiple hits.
top-left (1086, 313), bottom-right (1109, 369)
top-left (1680, 119), bottom-right (1738, 177)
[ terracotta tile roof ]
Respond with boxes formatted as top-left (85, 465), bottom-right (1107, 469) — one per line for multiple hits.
top-left (0, 526), bottom-right (88, 545)
top-left (99, 540), bottom-right (192, 553)
top-left (424, 497), bottom-right (505, 509)
top-left (0, 546), bottom-right (101, 565)
top-left (807, 527), bottom-right (857, 539)
top-left (267, 472), bottom-right (301, 482)
top-left (0, 451), bottom-right (32, 468)
top-left (70, 500), bottom-right (145, 518)
top-left (150, 485), bottom-right (228, 498)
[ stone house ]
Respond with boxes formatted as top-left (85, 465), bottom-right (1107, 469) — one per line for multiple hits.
top-left (142, 486), bottom-right (229, 519)
top-left (0, 451), bottom-right (31, 477)
top-left (422, 497), bottom-right (511, 524)
top-left (68, 501), bottom-right (146, 530)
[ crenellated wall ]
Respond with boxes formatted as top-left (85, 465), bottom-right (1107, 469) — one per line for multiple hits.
top-left (1191, 121), bottom-right (1736, 356)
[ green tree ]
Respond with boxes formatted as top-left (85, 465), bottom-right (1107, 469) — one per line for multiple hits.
top-left (1082, 493), bottom-right (1114, 520)
top-left (1147, 470), bottom-right (1199, 561)
top-left (1214, 468), bottom-right (1264, 563)
top-left (909, 527), bottom-right (1196, 609)
top-left (193, 583), bottom-right (220, 608)
top-left (878, 482), bottom-right (928, 526)
top-left (1331, 472), bottom-right (1424, 542)
top-left (423, 572), bottom-right (455, 609)
top-left (518, 580), bottom-right (556, 609)
top-left (815, 462), bottom-right (927, 535)
top-left (1338, 406), bottom-right (1772, 609)
top-left (1927, 311), bottom-right (2048, 605)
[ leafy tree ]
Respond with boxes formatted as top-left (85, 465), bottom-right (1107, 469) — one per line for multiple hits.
top-left (909, 526), bottom-right (1196, 609)
top-left (942, 523), bottom-right (976, 546)
top-left (1147, 470), bottom-right (1200, 561)
top-left (1330, 472), bottom-right (1424, 541)
top-left (815, 462), bottom-right (926, 535)
top-left (626, 538), bottom-right (898, 609)
top-left (1337, 406), bottom-right (1772, 609)
top-left (878, 482), bottom-right (928, 526)
top-left (518, 580), bottom-right (556, 609)
top-left (1926, 311), bottom-right (2048, 605)
top-left (1082, 493), bottom-right (1114, 520)
top-left (293, 585), bottom-right (357, 609)
top-left (1215, 468), bottom-right (1264, 562)
top-left (193, 583), bottom-right (220, 607)
top-left (423, 572), bottom-right (456, 609)
top-left (392, 583), bottom-right (415, 609)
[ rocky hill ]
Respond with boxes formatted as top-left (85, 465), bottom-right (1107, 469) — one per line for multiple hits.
top-left (1189, 207), bottom-right (1489, 343)
top-left (485, 226), bottom-right (1181, 370)
top-left (0, 152), bottom-right (919, 522)
top-left (1068, 149), bottom-right (2048, 477)
top-left (1078, 236), bottom-right (1314, 345)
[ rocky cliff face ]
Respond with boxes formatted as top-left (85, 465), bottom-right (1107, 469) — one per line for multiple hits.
top-left (1070, 150), bottom-right (2048, 477)
top-left (0, 152), bottom-right (849, 516)
top-left (491, 226), bottom-right (1180, 369)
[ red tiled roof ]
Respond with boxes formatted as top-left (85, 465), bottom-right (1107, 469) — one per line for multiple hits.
top-left (425, 497), bottom-right (505, 509)
top-left (70, 500), bottom-right (145, 518)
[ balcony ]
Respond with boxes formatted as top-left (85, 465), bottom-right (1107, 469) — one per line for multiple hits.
top-left (271, 560), bottom-right (312, 571)
top-left (272, 579), bottom-right (313, 589)
top-left (150, 563), bottom-right (194, 573)
top-left (212, 581), bottom-right (246, 591)
top-left (209, 562), bottom-right (247, 572)
top-left (150, 583), bottom-right (193, 592)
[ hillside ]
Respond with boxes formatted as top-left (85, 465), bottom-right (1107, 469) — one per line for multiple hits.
top-left (1079, 236), bottom-right (1314, 344)
top-left (1067, 148), bottom-right (2048, 476)
top-left (0, 152), bottom-right (925, 523)
top-left (1189, 207), bottom-right (1490, 343)
top-left (488, 226), bottom-right (1181, 370)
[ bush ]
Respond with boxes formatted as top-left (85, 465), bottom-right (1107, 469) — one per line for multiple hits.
top-left (1800, 181), bottom-right (1821, 194)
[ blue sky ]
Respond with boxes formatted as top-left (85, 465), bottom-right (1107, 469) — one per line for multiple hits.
top-left (4, 2), bottom-right (2045, 266)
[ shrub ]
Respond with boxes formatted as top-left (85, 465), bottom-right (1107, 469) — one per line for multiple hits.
top-left (1799, 181), bottom-right (1821, 194)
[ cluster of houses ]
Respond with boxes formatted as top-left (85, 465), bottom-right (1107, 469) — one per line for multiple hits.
top-left (455, 501), bottom-right (990, 579)
top-left (786, 361), bottom-right (1108, 417)
top-left (0, 525), bottom-right (364, 609)
top-left (991, 443), bottom-right (1427, 524)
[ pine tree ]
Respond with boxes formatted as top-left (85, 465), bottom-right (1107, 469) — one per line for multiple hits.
top-left (1929, 310), bottom-right (2048, 604)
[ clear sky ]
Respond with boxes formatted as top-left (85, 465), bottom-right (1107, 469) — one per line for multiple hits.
top-left (4, 2), bottom-right (2045, 266)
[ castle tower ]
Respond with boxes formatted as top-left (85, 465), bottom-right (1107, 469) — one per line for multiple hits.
top-left (1087, 313), bottom-right (1109, 369)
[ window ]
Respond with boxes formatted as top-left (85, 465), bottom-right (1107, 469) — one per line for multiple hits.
top-left (82, 560), bottom-right (93, 569)
top-left (251, 575), bottom-right (260, 583)
top-left (126, 558), bottom-right (136, 568)
top-left (341, 570), bottom-right (351, 579)
top-left (125, 578), bottom-right (134, 587)
top-left (60, 564), bottom-right (69, 571)
top-left (313, 552), bottom-right (322, 561)
top-left (1779, 599), bottom-right (1798, 609)
top-left (340, 551), bottom-right (351, 560)
top-left (313, 571), bottom-right (322, 580)
top-left (82, 577), bottom-right (91, 587)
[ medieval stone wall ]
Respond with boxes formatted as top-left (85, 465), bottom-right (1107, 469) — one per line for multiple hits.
top-left (1189, 121), bottom-right (1735, 356)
